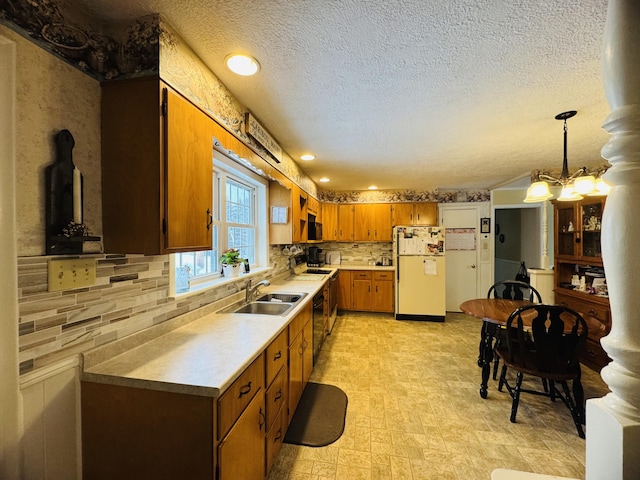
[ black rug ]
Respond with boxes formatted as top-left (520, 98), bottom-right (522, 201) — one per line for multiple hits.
top-left (284, 382), bottom-right (348, 447)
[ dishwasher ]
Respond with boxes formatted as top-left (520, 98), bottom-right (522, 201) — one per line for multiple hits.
top-left (311, 289), bottom-right (325, 363)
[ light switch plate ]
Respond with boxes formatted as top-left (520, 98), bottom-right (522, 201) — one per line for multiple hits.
top-left (48, 258), bottom-right (96, 292)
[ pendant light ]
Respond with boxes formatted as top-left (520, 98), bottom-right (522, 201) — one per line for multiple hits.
top-left (524, 110), bottom-right (609, 203)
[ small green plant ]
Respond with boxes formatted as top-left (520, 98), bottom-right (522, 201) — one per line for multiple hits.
top-left (220, 248), bottom-right (242, 265)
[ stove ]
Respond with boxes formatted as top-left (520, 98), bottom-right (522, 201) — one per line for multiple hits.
top-left (305, 269), bottom-right (332, 274)
top-left (306, 263), bottom-right (325, 268)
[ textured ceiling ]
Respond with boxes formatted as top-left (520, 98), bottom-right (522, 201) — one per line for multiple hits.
top-left (71, 0), bottom-right (611, 192)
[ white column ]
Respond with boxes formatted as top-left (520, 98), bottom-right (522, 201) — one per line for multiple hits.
top-left (587, 1), bottom-right (640, 479)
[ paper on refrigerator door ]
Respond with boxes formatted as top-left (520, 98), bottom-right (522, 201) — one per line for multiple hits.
top-left (424, 258), bottom-right (437, 275)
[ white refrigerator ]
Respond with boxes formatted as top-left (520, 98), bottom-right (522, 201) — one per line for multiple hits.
top-left (394, 226), bottom-right (446, 321)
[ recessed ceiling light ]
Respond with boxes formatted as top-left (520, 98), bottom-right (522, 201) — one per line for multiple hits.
top-left (368, 185), bottom-right (378, 190)
top-left (319, 177), bottom-right (330, 183)
top-left (300, 154), bottom-right (315, 161)
top-left (225, 54), bottom-right (260, 76)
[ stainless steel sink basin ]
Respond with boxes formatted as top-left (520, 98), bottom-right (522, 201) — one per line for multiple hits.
top-left (256, 292), bottom-right (306, 303)
top-left (232, 302), bottom-right (294, 315)
top-left (219, 292), bottom-right (308, 315)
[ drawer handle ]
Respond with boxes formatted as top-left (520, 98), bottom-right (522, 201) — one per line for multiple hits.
top-left (274, 389), bottom-right (283, 401)
top-left (259, 407), bottom-right (265, 431)
top-left (274, 427), bottom-right (282, 442)
top-left (238, 381), bottom-right (252, 398)
top-left (588, 309), bottom-right (597, 317)
top-left (273, 351), bottom-right (282, 361)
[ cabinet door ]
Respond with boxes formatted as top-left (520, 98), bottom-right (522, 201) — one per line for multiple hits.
top-left (554, 202), bottom-right (578, 259)
top-left (372, 272), bottom-right (394, 312)
top-left (336, 271), bottom-right (352, 310)
top-left (352, 271), bottom-right (372, 311)
top-left (391, 203), bottom-right (413, 226)
top-left (164, 88), bottom-right (213, 252)
top-left (302, 319), bottom-right (313, 388)
top-left (338, 204), bottom-right (355, 241)
top-left (322, 203), bottom-right (338, 241)
top-left (372, 203), bottom-right (392, 241)
top-left (414, 203), bottom-right (437, 226)
top-left (580, 198), bottom-right (604, 262)
top-left (288, 331), bottom-right (303, 423)
top-left (218, 390), bottom-right (265, 480)
top-left (354, 204), bottom-right (373, 241)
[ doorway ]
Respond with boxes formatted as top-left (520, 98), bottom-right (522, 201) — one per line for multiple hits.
top-left (440, 205), bottom-right (481, 312)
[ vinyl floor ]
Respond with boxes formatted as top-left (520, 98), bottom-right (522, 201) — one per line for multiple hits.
top-left (267, 311), bottom-right (610, 480)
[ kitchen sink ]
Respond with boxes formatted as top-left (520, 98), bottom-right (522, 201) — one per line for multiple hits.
top-left (256, 292), bottom-right (306, 303)
top-left (219, 292), bottom-right (308, 316)
top-left (232, 302), bottom-right (294, 315)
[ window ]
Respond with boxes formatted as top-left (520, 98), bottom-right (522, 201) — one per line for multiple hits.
top-left (173, 151), bottom-right (268, 290)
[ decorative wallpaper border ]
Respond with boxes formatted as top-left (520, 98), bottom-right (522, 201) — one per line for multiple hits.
top-left (319, 189), bottom-right (490, 203)
top-left (0, 0), bottom-right (489, 203)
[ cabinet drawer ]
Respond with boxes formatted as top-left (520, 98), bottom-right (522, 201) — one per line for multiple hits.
top-left (352, 271), bottom-right (372, 280)
top-left (266, 330), bottom-right (288, 387)
top-left (580, 338), bottom-right (611, 372)
top-left (289, 303), bottom-right (312, 346)
top-left (218, 354), bottom-right (265, 439)
top-left (373, 271), bottom-right (393, 281)
top-left (265, 367), bottom-right (287, 430)
top-left (555, 294), bottom-right (610, 330)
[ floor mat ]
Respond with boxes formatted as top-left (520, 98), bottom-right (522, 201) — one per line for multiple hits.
top-left (284, 382), bottom-right (348, 447)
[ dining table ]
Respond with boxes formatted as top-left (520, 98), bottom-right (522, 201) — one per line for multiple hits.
top-left (460, 298), bottom-right (532, 398)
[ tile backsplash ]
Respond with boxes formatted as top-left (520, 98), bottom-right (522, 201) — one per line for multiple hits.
top-left (17, 246), bottom-right (289, 376)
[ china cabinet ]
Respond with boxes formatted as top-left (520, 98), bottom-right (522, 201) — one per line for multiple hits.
top-left (553, 197), bottom-right (611, 371)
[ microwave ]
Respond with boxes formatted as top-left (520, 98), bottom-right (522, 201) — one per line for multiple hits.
top-left (308, 216), bottom-right (323, 241)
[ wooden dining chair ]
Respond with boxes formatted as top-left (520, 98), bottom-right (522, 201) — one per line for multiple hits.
top-left (496, 304), bottom-right (588, 438)
top-left (482, 281), bottom-right (543, 380)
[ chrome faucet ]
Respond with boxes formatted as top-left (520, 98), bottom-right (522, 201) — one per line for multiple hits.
top-left (245, 278), bottom-right (270, 303)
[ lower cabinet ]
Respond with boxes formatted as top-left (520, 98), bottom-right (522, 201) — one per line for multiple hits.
top-left (339, 270), bottom-right (395, 313)
top-left (81, 304), bottom-right (315, 480)
top-left (555, 290), bottom-right (611, 371)
top-left (218, 389), bottom-right (266, 480)
top-left (288, 302), bottom-right (313, 421)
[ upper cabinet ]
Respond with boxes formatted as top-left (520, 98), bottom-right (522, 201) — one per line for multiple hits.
top-left (391, 202), bottom-right (438, 226)
top-left (354, 204), bottom-right (392, 241)
top-left (321, 203), bottom-right (338, 241)
top-left (101, 77), bottom-right (213, 254)
top-left (554, 197), bottom-right (605, 263)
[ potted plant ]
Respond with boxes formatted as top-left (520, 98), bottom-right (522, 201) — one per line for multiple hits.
top-left (220, 248), bottom-right (242, 278)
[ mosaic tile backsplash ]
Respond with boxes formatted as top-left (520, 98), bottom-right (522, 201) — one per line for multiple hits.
top-left (17, 246), bottom-right (289, 376)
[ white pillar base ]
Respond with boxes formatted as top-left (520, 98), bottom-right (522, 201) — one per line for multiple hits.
top-left (586, 398), bottom-right (640, 480)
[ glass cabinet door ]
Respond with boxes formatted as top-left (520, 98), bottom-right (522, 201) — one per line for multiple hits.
top-left (581, 200), bottom-right (603, 260)
top-left (555, 203), bottom-right (577, 258)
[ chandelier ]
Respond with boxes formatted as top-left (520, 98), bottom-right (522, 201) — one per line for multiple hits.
top-left (524, 110), bottom-right (610, 203)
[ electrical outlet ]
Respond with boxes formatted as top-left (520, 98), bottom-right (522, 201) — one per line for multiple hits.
top-left (48, 258), bottom-right (96, 292)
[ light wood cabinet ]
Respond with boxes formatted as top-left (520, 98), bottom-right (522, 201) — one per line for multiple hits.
top-left (351, 271), bottom-right (373, 310)
top-left (288, 302), bottom-right (313, 423)
top-left (354, 204), bottom-right (392, 241)
top-left (291, 184), bottom-right (308, 243)
top-left (391, 202), bottom-right (438, 226)
top-left (101, 77), bottom-right (213, 254)
top-left (372, 271), bottom-right (395, 313)
top-left (338, 270), bottom-right (395, 313)
top-left (322, 203), bottom-right (339, 241)
top-left (338, 204), bottom-right (355, 242)
top-left (336, 270), bottom-right (352, 310)
top-left (218, 389), bottom-right (265, 480)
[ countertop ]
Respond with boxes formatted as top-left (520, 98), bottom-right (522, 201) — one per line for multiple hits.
top-left (82, 277), bottom-right (327, 398)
